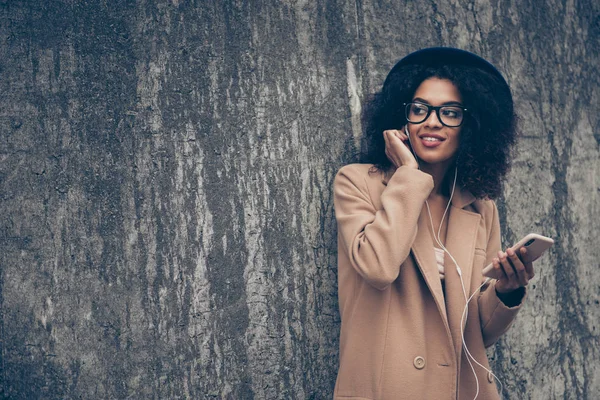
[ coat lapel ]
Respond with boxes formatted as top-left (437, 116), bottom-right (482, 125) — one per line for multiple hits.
top-left (443, 193), bottom-right (481, 359)
top-left (385, 171), bottom-right (481, 360)
top-left (411, 206), bottom-right (450, 332)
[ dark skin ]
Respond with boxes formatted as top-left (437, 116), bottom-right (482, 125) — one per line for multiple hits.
top-left (384, 127), bottom-right (534, 295)
top-left (383, 78), bottom-right (534, 296)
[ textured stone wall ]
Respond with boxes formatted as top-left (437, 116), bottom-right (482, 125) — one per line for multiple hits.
top-left (0, 0), bottom-right (598, 398)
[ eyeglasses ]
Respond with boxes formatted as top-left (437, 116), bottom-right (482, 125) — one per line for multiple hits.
top-left (404, 102), bottom-right (467, 128)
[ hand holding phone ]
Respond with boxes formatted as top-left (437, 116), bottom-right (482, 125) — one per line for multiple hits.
top-left (482, 233), bottom-right (554, 280)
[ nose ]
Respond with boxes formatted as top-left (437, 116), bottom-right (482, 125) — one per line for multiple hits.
top-left (423, 109), bottom-right (443, 128)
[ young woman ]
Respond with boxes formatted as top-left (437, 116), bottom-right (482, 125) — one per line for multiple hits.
top-left (333, 48), bottom-right (534, 399)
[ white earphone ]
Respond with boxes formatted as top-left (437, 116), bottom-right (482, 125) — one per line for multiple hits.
top-left (403, 124), bottom-right (503, 399)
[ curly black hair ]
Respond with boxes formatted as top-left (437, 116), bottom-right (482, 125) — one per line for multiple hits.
top-left (360, 63), bottom-right (516, 199)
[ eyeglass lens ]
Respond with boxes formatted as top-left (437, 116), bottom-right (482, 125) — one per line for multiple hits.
top-left (405, 103), bottom-right (464, 127)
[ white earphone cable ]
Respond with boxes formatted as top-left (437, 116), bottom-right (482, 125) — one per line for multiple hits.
top-left (424, 169), bottom-right (482, 399)
top-left (405, 125), bottom-right (503, 399)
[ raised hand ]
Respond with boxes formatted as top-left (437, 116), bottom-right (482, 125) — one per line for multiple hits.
top-left (383, 128), bottom-right (419, 169)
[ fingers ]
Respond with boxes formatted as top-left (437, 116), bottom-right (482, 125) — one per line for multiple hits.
top-left (384, 131), bottom-right (392, 163)
top-left (384, 129), bottom-right (408, 149)
top-left (383, 129), bottom-right (390, 147)
top-left (383, 130), bottom-right (399, 168)
top-left (521, 247), bottom-right (535, 278)
top-left (383, 129), bottom-right (418, 169)
top-left (498, 250), bottom-right (516, 287)
top-left (491, 256), bottom-right (507, 280)
top-left (494, 247), bottom-right (536, 293)
top-left (393, 129), bottom-right (409, 142)
top-left (506, 248), bottom-right (528, 287)
top-left (494, 252), bottom-right (514, 294)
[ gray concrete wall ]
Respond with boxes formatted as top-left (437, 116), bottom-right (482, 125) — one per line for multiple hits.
top-left (0, 0), bottom-right (598, 398)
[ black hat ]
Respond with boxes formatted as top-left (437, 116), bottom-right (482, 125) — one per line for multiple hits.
top-left (384, 47), bottom-right (512, 102)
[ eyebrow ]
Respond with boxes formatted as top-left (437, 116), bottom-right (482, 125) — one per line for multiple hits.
top-left (413, 97), bottom-right (464, 107)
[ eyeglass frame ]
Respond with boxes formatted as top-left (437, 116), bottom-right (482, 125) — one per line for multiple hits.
top-left (403, 102), bottom-right (468, 128)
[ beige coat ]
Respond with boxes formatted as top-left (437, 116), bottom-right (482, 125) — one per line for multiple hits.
top-left (333, 164), bottom-right (525, 400)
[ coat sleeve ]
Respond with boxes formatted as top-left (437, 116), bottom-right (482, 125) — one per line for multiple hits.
top-left (477, 200), bottom-right (527, 347)
top-left (333, 164), bottom-right (434, 290)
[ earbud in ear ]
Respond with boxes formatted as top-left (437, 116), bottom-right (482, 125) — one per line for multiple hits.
top-left (404, 125), bottom-right (410, 136)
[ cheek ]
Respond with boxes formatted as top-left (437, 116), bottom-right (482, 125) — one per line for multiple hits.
top-left (450, 139), bottom-right (460, 153)
top-left (450, 132), bottom-right (461, 146)
top-left (446, 134), bottom-right (461, 156)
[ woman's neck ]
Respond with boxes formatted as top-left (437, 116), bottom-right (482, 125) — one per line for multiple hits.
top-left (420, 159), bottom-right (455, 197)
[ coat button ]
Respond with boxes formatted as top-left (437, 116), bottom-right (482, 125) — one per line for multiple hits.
top-left (487, 370), bottom-right (494, 383)
top-left (413, 356), bottom-right (426, 369)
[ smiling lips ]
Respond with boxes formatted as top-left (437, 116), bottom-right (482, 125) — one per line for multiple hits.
top-left (419, 134), bottom-right (446, 148)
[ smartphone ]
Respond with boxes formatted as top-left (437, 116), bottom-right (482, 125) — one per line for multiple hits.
top-left (482, 233), bottom-right (554, 279)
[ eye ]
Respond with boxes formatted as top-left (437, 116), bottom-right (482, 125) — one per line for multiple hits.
top-left (441, 107), bottom-right (463, 119)
top-left (410, 104), bottom-right (428, 115)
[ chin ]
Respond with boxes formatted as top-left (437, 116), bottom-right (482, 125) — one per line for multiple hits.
top-left (413, 146), bottom-right (458, 164)
top-left (415, 153), bottom-right (455, 166)
top-left (420, 159), bottom-right (450, 166)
